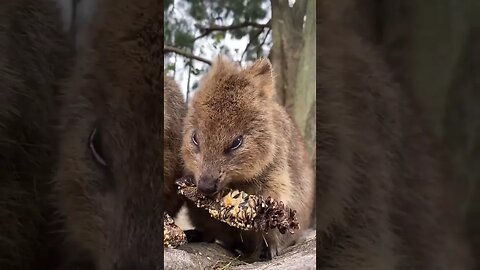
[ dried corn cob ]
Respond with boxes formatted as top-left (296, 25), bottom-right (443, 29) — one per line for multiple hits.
top-left (175, 176), bottom-right (299, 234)
top-left (164, 212), bottom-right (187, 248)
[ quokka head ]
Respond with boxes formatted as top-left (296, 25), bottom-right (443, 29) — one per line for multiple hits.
top-left (181, 56), bottom-right (278, 196)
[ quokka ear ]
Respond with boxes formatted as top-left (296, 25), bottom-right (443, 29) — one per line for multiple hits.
top-left (211, 55), bottom-right (229, 71)
top-left (202, 55), bottom-right (239, 83)
top-left (245, 58), bottom-right (276, 99)
top-left (212, 55), bottom-right (239, 74)
top-left (250, 58), bottom-right (272, 77)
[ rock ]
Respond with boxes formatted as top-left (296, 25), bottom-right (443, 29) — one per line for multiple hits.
top-left (164, 229), bottom-right (316, 270)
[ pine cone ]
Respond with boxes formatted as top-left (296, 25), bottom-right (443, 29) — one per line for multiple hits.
top-left (175, 176), bottom-right (299, 234)
top-left (164, 212), bottom-right (187, 248)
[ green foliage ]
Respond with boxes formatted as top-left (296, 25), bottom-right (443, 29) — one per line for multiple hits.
top-left (164, 2), bottom-right (196, 51)
top-left (164, 0), bottom-right (271, 94)
top-left (165, 0), bottom-right (269, 54)
top-left (165, 63), bottom-right (176, 72)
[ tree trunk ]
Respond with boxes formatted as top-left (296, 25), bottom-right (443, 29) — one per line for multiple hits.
top-left (293, 0), bottom-right (316, 164)
top-left (270, 0), bottom-right (315, 164)
top-left (270, 0), bottom-right (304, 113)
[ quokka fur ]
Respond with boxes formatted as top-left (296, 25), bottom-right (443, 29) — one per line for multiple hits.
top-left (181, 56), bottom-right (315, 260)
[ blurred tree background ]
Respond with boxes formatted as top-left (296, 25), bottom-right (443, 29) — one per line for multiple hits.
top-left (331, 0), bottom-right (480, 266)
top-left (164, 0), bottom-right (316, 166)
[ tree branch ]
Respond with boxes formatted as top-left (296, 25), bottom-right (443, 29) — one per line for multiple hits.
top-left (241, 28), bottom-right (272, 62)
top-left (260, 28), bottom-right (272, 48)
top-left (164, 46), bottom-right (212, 65)
top-left (240, 22), bottom-right (272, 62)
top-left (198, 21), bottom-right (271, 32)
top-left (194, 20), bottom-right (271, 41)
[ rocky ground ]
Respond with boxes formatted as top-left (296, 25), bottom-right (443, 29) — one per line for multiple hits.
top-left (165, 207), bottom-right (316, 270)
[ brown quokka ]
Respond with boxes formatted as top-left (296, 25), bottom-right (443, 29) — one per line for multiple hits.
top-left (0, 0), bottom-right (72, 269)
top-left (164, 76), bottom-right (188, 216)
top-left (181, 56), bottom-right (315, 260)
top-left (54, 0), bottom-right (172, 269)
top-left (316, 2), bottom-right (473, 269)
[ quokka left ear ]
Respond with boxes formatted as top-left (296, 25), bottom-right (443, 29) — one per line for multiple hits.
top-left (201, 55), bottom-right (240, 86)
top-left (249, 58), bottom-right (273, 77)
top-left (245, 58), bottom-right (276, 99)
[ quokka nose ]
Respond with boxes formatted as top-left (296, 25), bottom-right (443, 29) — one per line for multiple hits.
top-left (197, 176), bottom-right (218, 195)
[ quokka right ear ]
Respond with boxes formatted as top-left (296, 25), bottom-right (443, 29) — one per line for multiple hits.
top-left (244, 58), bottom-right (276, 100)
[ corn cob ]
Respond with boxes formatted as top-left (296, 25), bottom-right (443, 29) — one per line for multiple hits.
top-left (175, 176), bottom-right (299, 234)
top-left (164, 212), bottom-right (187, 248)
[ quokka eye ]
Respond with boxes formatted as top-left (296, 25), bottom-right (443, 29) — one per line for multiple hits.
top-left (192, 131), bottom-right (200, 147)
top-left (89, 127), bottom-right (107, 167)
top-left (229, 135), bottom-right (243, 151)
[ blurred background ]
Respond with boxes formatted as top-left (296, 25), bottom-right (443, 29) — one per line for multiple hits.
top-left (63, 0), bottom-right (479, 265)
top-left (336, 0), bottom-right (480, 265)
